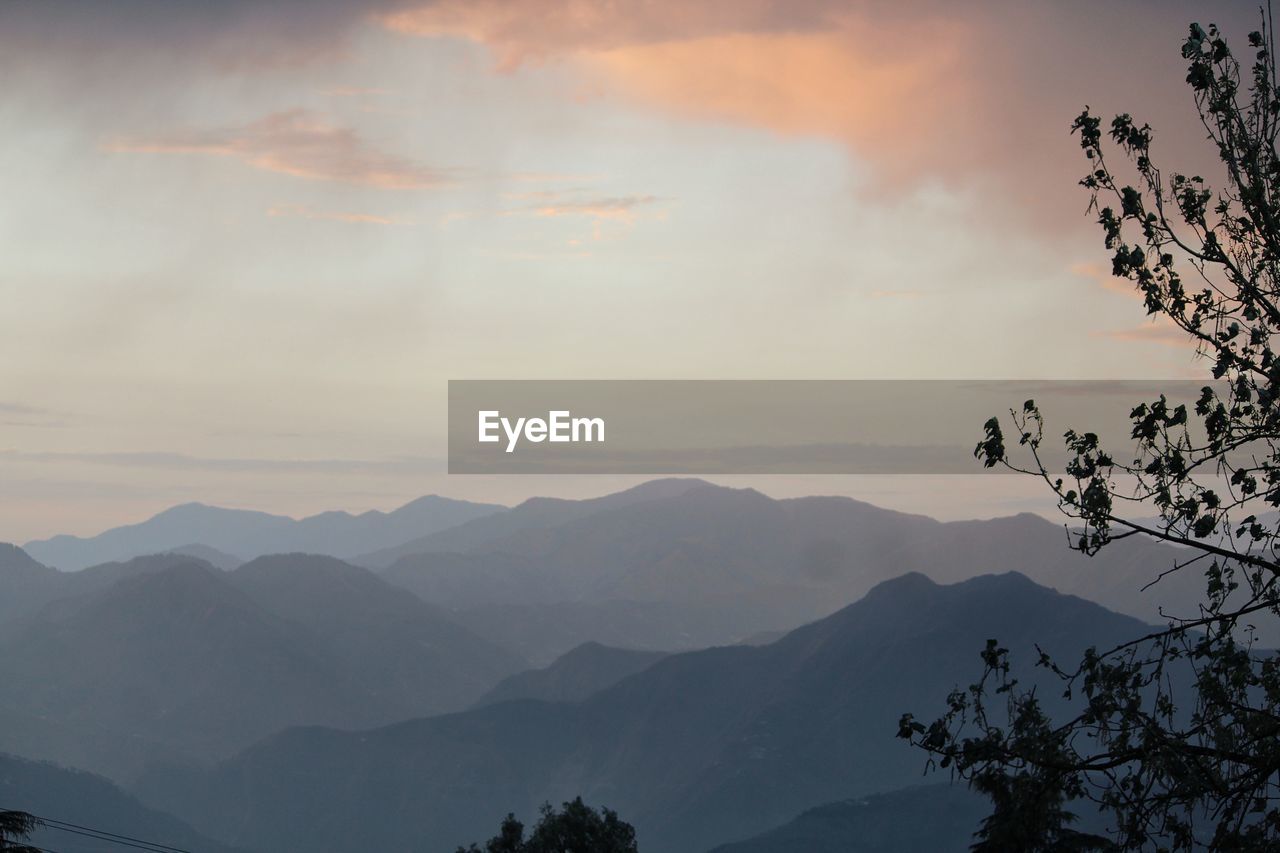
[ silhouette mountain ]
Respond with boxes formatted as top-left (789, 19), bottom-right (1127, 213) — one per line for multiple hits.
top-left (0, 555), bottom-right (524, 783)
top-left (472, 642), bottom-right (669, 708)
top-left (22, 495), bottom-right (504, 570)
top-left (139, 572), bottom-right (1148, 853)
top-left (0, 752), bottom-right (250, 853)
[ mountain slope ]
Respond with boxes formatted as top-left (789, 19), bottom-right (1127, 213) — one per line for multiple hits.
top-left (0, 752), bottom-right (250, 853)
top-left (140, 572), bottom-right (1150, 853)
top-left (380, 550), bottom-right (565, 609)
top-left (704, 785), bottom-right (987, 853)
top-left (0, 561), bottom-right (348, 780)
top-left (0, 555), bottom-right (525, 783)
top-left (23, 495), bottom-right (505, 570)
top-left (0, 544), bottom-right (61, 623)
top-left (472, 642), bottom-right (669, 708)
top-left (228, 554), bottom-right (526, 715)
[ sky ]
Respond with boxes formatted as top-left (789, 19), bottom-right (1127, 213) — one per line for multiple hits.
top-left (0, 0), bottom-right (1261, 541)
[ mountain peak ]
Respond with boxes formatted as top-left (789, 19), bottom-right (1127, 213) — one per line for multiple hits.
top-left (88, 559), bottom-right (254, 620)
top-left (232, 553), bottom-right (379, 591)
top-left (162, 543), bottom-right (243, 570)
top-left (394, 494), bottom-right (504, 513)
top-left (858, 570), bottom-right (1048, 612)
top-left (236, 552), bottom-right (359, 574)
top-left (513, 478), bottom-right (719, 513)
top-left (861, 570), bottom-right (938, 600)
top-left (152, 501), bottom-right (263, 520)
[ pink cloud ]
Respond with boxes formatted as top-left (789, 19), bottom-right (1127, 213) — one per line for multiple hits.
top-left (108, 109), bottom-right (451, 189)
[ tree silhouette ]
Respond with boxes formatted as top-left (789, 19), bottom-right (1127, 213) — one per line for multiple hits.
top-left (0, 811), bottom-right (40, 853)
top-left (456, 797), bottom-right (638, 853)
top-left (900, 11), bottom-right (1280, 851)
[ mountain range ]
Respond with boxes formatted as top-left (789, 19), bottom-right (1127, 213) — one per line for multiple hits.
top-left (137, 571), bottom-right (1148, 853)
top-left (14, 480), bottom-right (1209, 662)
top-left (358, 479), bottom-right (1208, 661)
top-left (0, 479), bottom-right (1224, 851)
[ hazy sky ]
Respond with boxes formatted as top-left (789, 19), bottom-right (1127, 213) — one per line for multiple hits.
top-left (0, 0), bottom-right (1259, 541)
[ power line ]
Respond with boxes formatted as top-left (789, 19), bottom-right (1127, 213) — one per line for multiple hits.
top-left (38, 823), bottom-right (188, 853)
top-left (37, 817), bottom-right (190, 853)
top-left (0, 809), bottom-right (190, 853)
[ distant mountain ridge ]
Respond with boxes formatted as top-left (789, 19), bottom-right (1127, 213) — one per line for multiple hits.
top-left (8, 478), bottom-right (1217, 665)
top-left (352, 480), bottom-right (1208, 661)
top-left (23, 494), bottom-right (505, 570)
top-left (360, 477), bottom-right (710, 567)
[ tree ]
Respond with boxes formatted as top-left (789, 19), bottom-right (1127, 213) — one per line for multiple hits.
top-left (456, 797), bottom-right (639, 853)
top-left (899, 11), bottom-right (1280, 851)
top-left (0, 811), bottom-right (40, 853)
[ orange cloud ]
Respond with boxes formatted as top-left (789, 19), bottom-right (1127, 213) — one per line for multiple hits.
top-left (381, 0), bottom-right (847, 67)
top-left (379, 0), bottom-right (1235, 231)
top-left (585, 29), bottom-right (969, 184)
top-left (108, 109), bottom-right (451, 189)
top-left (1070, 261), bottom-right (1135, 297)
top-left (1095, 321), bottom-right (1195, 349)
top-left (501, 191), bottom-right (663, 241)
top-left (520, 194), bottom-right (660, 220)
top-left (386, 4), bottom-right (971, 186)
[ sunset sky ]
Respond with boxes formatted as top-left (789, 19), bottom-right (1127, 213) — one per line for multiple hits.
top-left (0, 0), bottom-right (1257, 541)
